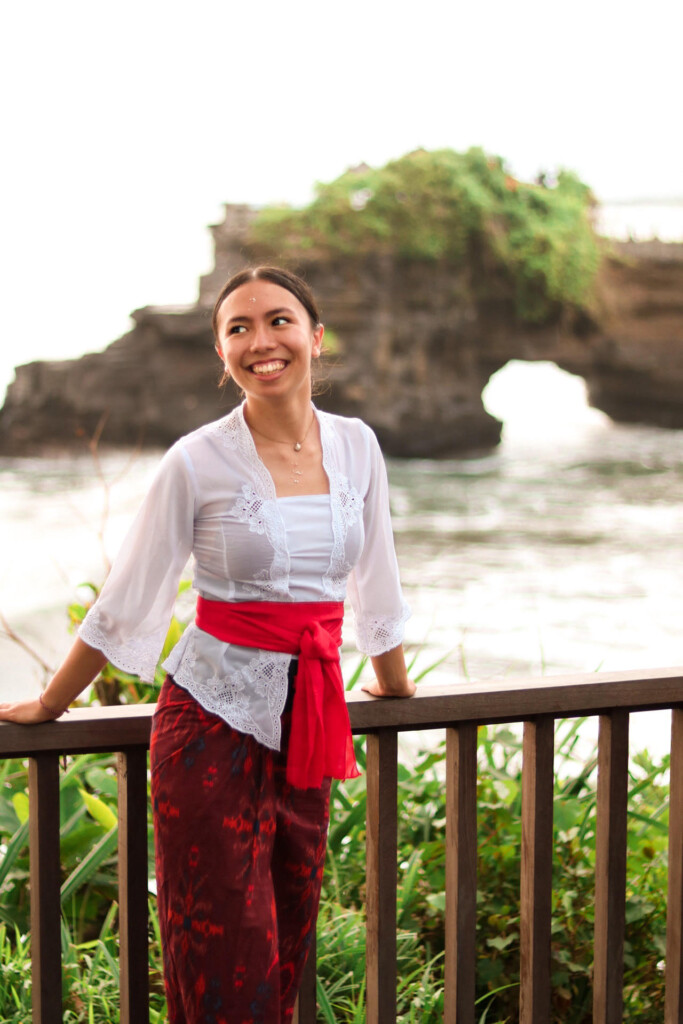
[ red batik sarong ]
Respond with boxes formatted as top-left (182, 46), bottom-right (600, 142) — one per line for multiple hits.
top-left (151, 672), bottom-right (331, 1024)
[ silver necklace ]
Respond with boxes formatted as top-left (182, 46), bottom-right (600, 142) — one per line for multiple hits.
top-left (248, 412), bottom-right (316, 452)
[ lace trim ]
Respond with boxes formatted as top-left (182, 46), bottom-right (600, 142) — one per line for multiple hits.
top-left (210, 406), bottom-right (275, 497)
top-left (231, 483), bottom-right (270, 535)
top-left (215, 408), bottom-right (290, 596)
top-left (319, 413), bottom-right (364, 600)
top-left (355, 601), bottom-right (412, 658)
top-left (162, 627), bottom-right (191, 675)
top-left (338, 475), bottom-right (364, 527)
top-left (171, 645), bottom-right (289, 751)
top-left (78, 607), bottom-right (162, 682)
top-left (240, 568), bottom-right (280, 598)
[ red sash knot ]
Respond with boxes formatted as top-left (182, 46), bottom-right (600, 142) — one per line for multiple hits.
top-left (195, 597), bottom-right (361, 790)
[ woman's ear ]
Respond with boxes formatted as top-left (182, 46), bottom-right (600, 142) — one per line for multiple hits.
top-left (312, 324), bottom-right (324, 359)
top-left (215, 342), bottom-right (230, 383)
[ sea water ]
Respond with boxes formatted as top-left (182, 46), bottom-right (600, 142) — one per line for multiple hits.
top-left (1, 362), bottom-right (682, 754)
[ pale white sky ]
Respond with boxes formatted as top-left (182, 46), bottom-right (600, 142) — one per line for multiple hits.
top-left (1, 0), bottom-right (682, 400)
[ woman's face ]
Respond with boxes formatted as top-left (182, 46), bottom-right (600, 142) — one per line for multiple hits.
top-left (215, 279), bottom-right (323, 403)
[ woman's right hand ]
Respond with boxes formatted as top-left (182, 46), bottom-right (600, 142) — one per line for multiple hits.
top-left (0, 698), bottom-right (57, 725)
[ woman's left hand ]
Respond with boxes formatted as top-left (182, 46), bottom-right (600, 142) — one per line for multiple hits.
top-left (361, 677), bottom-right (416, 698)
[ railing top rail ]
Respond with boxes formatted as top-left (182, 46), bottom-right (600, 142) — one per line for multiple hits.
top-left (2, 666), bottom-right (682, 757)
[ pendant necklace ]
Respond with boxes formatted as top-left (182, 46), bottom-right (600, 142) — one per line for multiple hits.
top-left (248, 411), bottom-right (316, 485)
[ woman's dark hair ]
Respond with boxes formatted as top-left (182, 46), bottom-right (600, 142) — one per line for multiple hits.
top-left (212, 266), bottom-right (321, 341)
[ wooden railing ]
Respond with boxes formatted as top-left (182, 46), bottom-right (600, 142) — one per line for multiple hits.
top-left (2, 666), bottom-right (683, 1024)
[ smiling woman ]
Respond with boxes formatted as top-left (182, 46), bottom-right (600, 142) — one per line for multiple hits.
top-left (214, 274), bottom-right (326, 497)
top-left (0, 264), bottom-right (414, 1024)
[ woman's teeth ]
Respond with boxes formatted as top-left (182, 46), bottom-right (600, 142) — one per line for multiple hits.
top-left (252, 360), bottom-right (286, 375)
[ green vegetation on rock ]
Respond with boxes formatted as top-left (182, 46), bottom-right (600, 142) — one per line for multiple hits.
top-left (251, 147), bottom-right (601, 323)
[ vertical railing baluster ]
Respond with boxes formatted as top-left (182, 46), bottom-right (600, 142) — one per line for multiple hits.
top-left (665, 708), bottom-right (683, 1023)
top-left (293, 929), bottom-right (317, 1024)
top-left (366, 730), bottom-right (398, 1024)
top-left (520, 717), bottom-right (555, 1024)
top-left (118, 748), bottom-right (150, 1024)
top-left (593, 710), bottom-right (629, 1024)
top-left (445, 722), bottom-right (478, 1024)
top-left (28, 752), bottom-right (63, 1024)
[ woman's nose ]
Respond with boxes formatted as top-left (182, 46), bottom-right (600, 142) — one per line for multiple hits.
top-left (250, 324), bottom-right (275, 350)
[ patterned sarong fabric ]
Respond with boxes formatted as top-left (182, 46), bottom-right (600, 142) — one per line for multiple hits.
top-left (151, 676), bottom-right (331, 1023)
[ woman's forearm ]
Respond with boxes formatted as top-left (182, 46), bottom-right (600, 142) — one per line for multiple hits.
top-left (0, 636), bottom-right (108, 724)
top-left (363, 644), bottom-right (416, 698)
top-left (41, 636), bottom-right (109, 711)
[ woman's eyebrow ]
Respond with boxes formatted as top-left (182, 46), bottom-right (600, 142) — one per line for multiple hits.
top-left (264, 306), bottom-right (296, 318)
top-left (227, 306), bottom-right (296, 325)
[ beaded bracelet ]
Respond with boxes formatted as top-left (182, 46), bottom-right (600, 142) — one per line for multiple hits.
top-left (39, 692), bottom-right (70, 718)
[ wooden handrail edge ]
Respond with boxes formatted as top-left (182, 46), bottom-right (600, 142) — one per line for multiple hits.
top-left (1, 666), bottom-right (682, 756)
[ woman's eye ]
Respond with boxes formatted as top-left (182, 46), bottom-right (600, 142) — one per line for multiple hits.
top-left (272, 316), bottom-right (289, 326)
top-left (229, 324), bottom-right (247, 334)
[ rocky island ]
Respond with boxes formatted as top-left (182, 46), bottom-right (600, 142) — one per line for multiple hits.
top-left (2, 151), bottom-right (682, 457)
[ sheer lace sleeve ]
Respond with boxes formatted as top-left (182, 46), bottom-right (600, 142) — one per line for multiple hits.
top-left (347, 426), bottom-right (410, 656)
top-left (79, 443), bottom-right (196, 680)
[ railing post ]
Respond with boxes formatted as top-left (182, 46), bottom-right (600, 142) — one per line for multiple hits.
top-left (293, 929), bottom-right (317, 1024)
top-left (366, 730), bottom-right (398, 1024)
top-left (666, 708), bottom-right (683, 1023)
top-left (118, 748), bottom-right (150, 1024)
top-left (28, 753), bottom-right (63, 1024)
top-left (593, 710), bottom-right (629, 1024)
top-left (445, 722), bottom-right (478, 1024)
top-left (520, 716), bottom-right (555, 1024)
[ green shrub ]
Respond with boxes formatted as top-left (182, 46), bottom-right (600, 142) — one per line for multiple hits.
top-left (0, 718), bottom-right (671, 1022)
top-left (319, 719), bottom-right (669, 1023)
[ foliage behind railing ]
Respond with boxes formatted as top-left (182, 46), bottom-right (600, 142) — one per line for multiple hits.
top-left (2, 668), bottom-right (683, 1023)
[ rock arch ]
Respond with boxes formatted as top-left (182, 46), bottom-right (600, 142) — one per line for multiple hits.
top-left (482, 360), bottom-right (610, 436)
top-left (1, 217), bottom-right (683, 456)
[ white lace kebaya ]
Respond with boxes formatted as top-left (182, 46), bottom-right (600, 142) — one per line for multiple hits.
top-left (79, 404), bottom-right (410, 752)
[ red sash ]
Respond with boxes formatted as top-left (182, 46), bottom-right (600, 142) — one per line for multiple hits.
top-left (195, 597), bottom-right (360, 790)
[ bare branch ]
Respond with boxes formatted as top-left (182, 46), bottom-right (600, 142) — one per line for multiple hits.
top-left (0, 611), bottom-right (54, 675)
